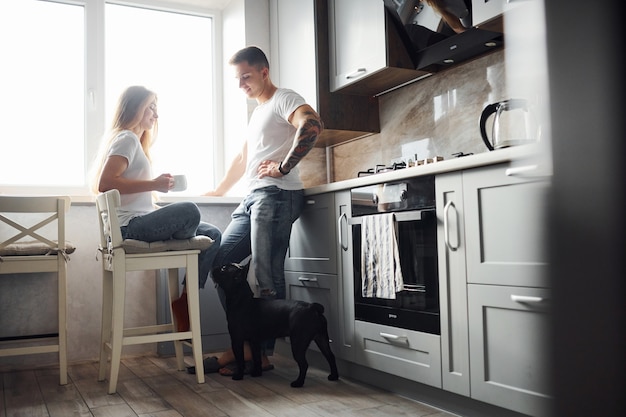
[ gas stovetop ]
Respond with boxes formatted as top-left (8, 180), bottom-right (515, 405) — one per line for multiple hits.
top-left (357, 156), bottom-right (445, 177)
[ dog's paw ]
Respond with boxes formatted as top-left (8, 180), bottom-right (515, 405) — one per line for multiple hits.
top-left (290, 379), bottom-right (305, 388)
top-left (328, 373), bottom-right (339, 381)
top-left (232, 373), bottom-right (244, 381)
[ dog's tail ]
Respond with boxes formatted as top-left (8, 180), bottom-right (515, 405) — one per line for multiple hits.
top-left (312, 302), bottom-right (325, 315)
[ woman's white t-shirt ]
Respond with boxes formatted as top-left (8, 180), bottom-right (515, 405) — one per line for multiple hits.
top-left (106, 130), bottom-right (154, 226)
top-left (244, 88), bottom-right (306, 193)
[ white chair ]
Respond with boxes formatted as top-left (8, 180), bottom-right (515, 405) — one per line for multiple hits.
top-left (95, 189), bottom-right (210, 394)
top-left (0, 195), bottom-right (74, 385)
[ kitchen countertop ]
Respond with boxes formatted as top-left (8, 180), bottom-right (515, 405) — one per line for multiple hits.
top-left (305, 144), bottom-right (545, 195)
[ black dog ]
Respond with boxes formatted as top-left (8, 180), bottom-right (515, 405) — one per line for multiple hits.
top-left (212, 262), bottom-right (339, 387)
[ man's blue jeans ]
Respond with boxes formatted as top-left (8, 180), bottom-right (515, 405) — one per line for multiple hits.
top-left (213, 186), bottom-right (304, 355)
top-left (120, 201), bottom-right (222, 289)
top-left (214, 186), bottom-right (305, 301)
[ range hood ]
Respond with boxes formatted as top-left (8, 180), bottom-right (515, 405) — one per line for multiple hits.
top-left (384, 0), bottom-right (503, 72)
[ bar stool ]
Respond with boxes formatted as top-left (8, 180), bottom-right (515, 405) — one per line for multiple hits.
top-left (95, 189), bottom-right (211, 394)
top-left (0, 195), bottom-right (74, 385)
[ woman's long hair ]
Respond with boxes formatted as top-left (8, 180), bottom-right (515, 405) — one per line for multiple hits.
top-left (89, 86), bottom-right (158, 194)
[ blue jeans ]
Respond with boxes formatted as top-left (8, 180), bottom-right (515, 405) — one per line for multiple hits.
top-left (120, 201), bottom-right (222, 289)
top-left (213, 187), bottom-right (304, 355)
top-left (214, 186), bottom-right (304, 301)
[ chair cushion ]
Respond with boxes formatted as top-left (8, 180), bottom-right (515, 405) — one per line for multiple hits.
top-left (121, 236), bottom-right (214, 254)
top-left (0, 240), bottom-right (76, 256)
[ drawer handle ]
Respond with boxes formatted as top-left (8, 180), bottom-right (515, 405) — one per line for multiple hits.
top-left (298, 276), bottom-right (318, 282)
top-left (505, 165), bottom-right (538, 177)
top-left (380, 332), bottom-right (408, 344)
top-left (346, 68), bottom-right (366, 79)
top-left (511, 294), bottom-right (544, 304)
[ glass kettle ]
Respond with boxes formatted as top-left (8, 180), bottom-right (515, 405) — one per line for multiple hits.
top-left (479, 99), bottom-right (539, 150)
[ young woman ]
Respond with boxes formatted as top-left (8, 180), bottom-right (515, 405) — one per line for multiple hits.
top-left (91, 85), bottom-right (221, 330)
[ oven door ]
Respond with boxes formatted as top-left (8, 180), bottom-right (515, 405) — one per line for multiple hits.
top-left (351, 209), bottom-right (440, 334)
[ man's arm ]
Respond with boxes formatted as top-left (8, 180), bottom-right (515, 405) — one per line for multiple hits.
top-left (282, 104), bottom-right (323, 173)
top-left (257, 104), bottom-right (323, 178)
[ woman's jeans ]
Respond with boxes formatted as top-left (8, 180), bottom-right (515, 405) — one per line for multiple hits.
top-left (120, 201), bottom-right (222, 289)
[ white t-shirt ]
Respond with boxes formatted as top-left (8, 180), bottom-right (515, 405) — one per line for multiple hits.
top-left (244, 88), bottom-right (306, 193)
top-left (107, 130), bottom-right (154, 226)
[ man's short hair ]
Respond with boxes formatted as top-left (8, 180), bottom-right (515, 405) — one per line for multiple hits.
top-left (229, 46), bottom-right (270, 70)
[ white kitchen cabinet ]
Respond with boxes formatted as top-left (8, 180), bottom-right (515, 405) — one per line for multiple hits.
top-left (468, 284), bottom-right (552, 417)
top-left (272, 0), bottom-right (380, 147)
top-left (436, 161), bottom-right (552, 416)
top-left (328, 0), bottom-right (427, 96)
top-left (472, 0), bottom-right (504, 26)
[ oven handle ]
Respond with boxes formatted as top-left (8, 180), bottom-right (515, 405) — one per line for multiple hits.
top-left (443, 200), bottom-right (459, 251)
top-left (338, 212), bottom-right (349, 251)
top-left (348, 209), bottom-right (431, 225)
top-left (380, 332), bottom-right (409, 344)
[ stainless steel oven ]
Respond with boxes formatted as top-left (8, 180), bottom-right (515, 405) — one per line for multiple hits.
top-left (346, 175), bottom-right (439, 334)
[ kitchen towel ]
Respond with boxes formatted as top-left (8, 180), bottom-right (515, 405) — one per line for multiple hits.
top-left (361, 213), bottom-right (404, 299)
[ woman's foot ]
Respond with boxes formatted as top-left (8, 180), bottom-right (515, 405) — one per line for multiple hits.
top-left (171, 293), bottom-right (190, 332)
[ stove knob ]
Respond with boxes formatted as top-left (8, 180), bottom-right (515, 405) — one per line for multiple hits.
top-left (372, 193), bottom-right (378, 205)
top-left (400, 190), bottom-right (408, 201)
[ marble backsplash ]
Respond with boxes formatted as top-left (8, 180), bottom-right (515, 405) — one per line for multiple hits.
top-left (300, 49), bottom-right (509, 185)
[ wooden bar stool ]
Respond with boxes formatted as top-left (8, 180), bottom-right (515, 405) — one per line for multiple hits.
top-left (0, 196), bottom-right (74, 385)
top-left (95, 189), bottom-right (211, 394)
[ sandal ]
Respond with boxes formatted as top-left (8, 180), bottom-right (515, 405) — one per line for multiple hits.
top-left (186, 356), bottom-right (221, 374)
top-left (218, 361), bottom-right (274, 376)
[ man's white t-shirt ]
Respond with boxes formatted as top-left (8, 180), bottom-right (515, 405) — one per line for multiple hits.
top-left (106, 130), bottom-right (154, 226)
top-left (244, 88), bottom-right (306, 193)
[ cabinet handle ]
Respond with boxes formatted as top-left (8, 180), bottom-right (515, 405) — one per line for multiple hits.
top-left (346, 68), bottom-right (366, 79)
top-left (305, 199), bottom-right (316, 205)
top-left (511, 294), bottom-right (544, 304)
top-left (505, 164), bottom-right (538, 177)
top-left (380, 332), bottom-right (408, 343)
top-left (443, 200), bottom-right (459, 251)
top-left (298, 276), bottom-right (318, 282)
top-left (338, 212), bottom-right (348, 251)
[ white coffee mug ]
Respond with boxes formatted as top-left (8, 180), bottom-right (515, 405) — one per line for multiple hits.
top-left (171, 174), bottom-right (187, 192)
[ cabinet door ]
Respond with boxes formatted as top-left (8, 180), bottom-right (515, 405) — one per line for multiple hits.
top-left (285, 271), bottom-right (339, 354)
top-left (463, 163), bottom-right (550, 287)
top-left (285, 193), bottom-right (337, 275)
top-left (354, 320), bottom-right (442, 388)
top-left (471, 0), bottom-right (505, 26)
top-left (435, 172), bottom-right (470, 396)
top-left (328, 0), bottom-right (386, 91)
top-left (275, 0), bottom-right (317, 110)
top-left (335, 190), bottom-right (355, 361)
top-left (468, 284), bottom-right (552, 417)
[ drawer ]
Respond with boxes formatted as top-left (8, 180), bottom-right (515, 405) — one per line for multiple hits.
top-left (353, 320), bottom-right (442, 388)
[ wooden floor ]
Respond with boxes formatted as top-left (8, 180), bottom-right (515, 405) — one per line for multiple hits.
top-left (0, 352), bottom-right (458, 417)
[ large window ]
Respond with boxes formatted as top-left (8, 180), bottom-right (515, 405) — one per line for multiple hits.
top-left (0, 0), bottom-right (218, 197)
top-left (0, 0), bottom-right (85, 187)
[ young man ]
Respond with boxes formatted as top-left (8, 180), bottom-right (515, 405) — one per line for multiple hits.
top-left (202, 46), bottom-right (323, 375)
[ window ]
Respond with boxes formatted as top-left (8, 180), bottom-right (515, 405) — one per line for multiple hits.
top-left (0, 0), bottom-right (85, 187)
top-left (0, 0), bottom-right (219, 197)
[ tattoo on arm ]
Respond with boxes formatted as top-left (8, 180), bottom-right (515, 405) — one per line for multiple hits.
top-left (282, 111), bottom-right (322, 172)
